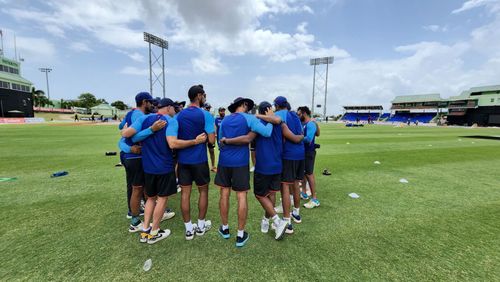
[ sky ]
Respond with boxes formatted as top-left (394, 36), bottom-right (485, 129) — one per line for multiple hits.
top-left (1, 0), bottom-right (500, 114)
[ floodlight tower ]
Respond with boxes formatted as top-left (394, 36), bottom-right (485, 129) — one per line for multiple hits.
top-left (39, 68), bottom-right (52, 100)
top-left (144, 32), bottom-right (168, 98)
top-left (310, 56), bottom-right (334, 118)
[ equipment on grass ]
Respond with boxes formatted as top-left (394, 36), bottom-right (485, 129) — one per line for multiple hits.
top-left (51, 171), bottom-right (68, 178)
top-left (105, 151), bottom-right (117, 156)
top-left (0, 177), bottom-right (17, 182)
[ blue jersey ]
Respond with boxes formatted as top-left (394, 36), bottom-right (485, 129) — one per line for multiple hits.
top-left (123, 109), bottom-right (145, 159)
top-left (134, 114), bottom-right (178, 174)
top-left (303, 120), bottom-right (317, 152)
top-left (215, 116), bottom-right (224, 144)
top-left (218, 113), bottom-right (273, 167)
top-left (255, 120), bottom-right (283, 175)
top-left (276, 110), bottom-right (304, 160)
top-left (175, 106), bottom-right (215, 164)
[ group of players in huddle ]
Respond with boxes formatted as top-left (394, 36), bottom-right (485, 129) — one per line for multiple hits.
top-left (118, 84), bottom-right (320, 248)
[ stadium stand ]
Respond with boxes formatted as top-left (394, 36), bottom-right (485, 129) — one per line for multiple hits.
top-left (341, 105), bottom-right (382, 123)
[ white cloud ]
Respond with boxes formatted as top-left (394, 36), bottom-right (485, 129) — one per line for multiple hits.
top-left (117, 50), bottom-right (145, 62)
top-left (451, 0), bottom-right (500, 14)
top-left (3, 0), bottom-right (341, 73)
top-left (296, 21), bottom-right (308, 34)
top-left (422, 25), bottom-right (448, 32)
top-left (191, 53), bottom-right (228, 74)
top-left (120, 66), bottom-right (149, 76)
top-left (69, 42), bottom-right (92, 52)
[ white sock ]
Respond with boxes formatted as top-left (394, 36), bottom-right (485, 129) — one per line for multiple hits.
top-left (222, 224), bottom-right (229, 231)
top-left (272, 215), bottom-right (280, 226)
top-left (150, 229), bottom-right (159, 236)
top-left (237, 229), bottom-right (244, 237)
top-left (293, 207), bottom-right (300, 216)
top-left (283, 217), bottom-right (291, 224)
top-left (198, 219), bottom-right (205, 229)
top-left (263, 216), bottom-right (269, 222)
top-left (184, 221), bottom-right (193, 232)
top-left (142, 225), bottom-right (151, 232)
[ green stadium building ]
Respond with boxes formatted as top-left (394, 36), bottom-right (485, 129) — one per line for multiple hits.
top-left (0, 55), bottom-right (34, 117)
top-left (446, 85), bottom-right (500, 126)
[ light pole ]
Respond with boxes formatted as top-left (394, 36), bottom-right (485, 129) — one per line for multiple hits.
top-left (39, 68), bottom-right (52, 101)
top-left (144, 32), bottom-right (168, 98)
top-left (310, 56), bottom-right (334, 118)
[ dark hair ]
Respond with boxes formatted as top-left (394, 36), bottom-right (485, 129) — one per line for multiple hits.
top-left (136, 100), bottom-right (144, 107)
top-left (188, 85), bottom-right (205, 102)
top-left (297, 106), bottom-right (311, 116)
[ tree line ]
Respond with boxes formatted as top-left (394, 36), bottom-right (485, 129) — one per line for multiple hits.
top-left (32, 89), bottom-right (129, 110)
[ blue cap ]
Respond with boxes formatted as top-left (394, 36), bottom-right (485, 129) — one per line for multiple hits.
top-left (158, 98), bottom-right (175, 108)
top-left (274, 96), bottom-right (288, 107)
top-left (135, 92), bottom-right (153, 104)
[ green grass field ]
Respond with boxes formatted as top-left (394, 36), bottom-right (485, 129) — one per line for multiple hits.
top-left (1, 123), bottom-right (499, 281)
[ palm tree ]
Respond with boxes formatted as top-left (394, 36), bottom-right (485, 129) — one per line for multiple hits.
top-left (32, 89), bottom-right (52, 107)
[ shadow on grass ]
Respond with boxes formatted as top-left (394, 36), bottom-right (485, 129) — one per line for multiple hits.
top-left (461, 135), bottom-right (500, 141)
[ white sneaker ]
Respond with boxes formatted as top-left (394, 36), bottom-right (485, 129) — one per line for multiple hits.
top-left (161, 209), bottom-right (176, 221)
top-left (274, 220), bottom-right (288, 240)
top-left (250, 166), bottom-right (255, 172)
top-left (185, 223), bottom-right (197, 240)
top-left (304, 199), bottom-right (320, 209)
top-left (177, 185), bottom-right (181, 193)
top-left (147, 229), bottom-right (171, 244)
top-left (274, 203), bottom-right (283, 214)
top-left (195, 220), bottom-right (212, 236)
top-left (261, 218), bottom-right (270, 233)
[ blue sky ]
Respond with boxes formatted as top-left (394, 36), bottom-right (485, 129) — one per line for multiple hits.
top-left (1, 0), bottom-right (500, 113)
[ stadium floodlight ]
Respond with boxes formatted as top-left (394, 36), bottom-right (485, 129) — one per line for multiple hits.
top-left (310, 56), bottom-right (334, 118)
top-left (39, 68), bottom-right (52, 101)
top-left (144, 32), bottom-right (168, 98)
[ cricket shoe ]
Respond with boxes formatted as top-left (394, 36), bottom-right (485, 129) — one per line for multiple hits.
top-left (147, 229), bottom-right (171, 244)
top-left (236, 232), bottom-right (249, 248)
top-left (128, 220), bottom-right (142, 233)
top-left (195, 220), bottom-right (212, 236)
top-left (274, 220), bottom-right (288, 240)
top-left (161, 209), bottom-right (176, 221)
top-left (291, 212), bottom-right (302, 224)
top-left (218, 226), bottom-right (230, 239)
top-left (304, 199), bottom-right (320, 209)
top-left (261, 218), bottom-right (270, 233)
top-left (185, 223), bottom-right (197, 241)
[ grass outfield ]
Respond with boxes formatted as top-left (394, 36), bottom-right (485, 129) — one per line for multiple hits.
top-left (0, 123), bottom-right (499, 280)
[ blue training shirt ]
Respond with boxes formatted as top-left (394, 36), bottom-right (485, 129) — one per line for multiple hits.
top-left (276, 110), bottom-right (304, 160)
top-left (255, 120), bottom-right (283, 175)
top-left (218, 113), bottom-right (273, 167)
top-left (215, 116), bottom-right (224, 145)
top-left (175, 106), bottom-right (215, 165)
top-left (123, 109), bottom-right (145, 159)
top-left (131, 113), bottom-right (177, 174)
top-left (303, 120), bottom-right (317, 152)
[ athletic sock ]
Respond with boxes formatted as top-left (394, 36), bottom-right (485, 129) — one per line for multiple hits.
top-left (150, 229), bottom-right (159, 236)
top-left (293, 207), bottom-right (300, 216)
top-left (142, 226), bottom-right (151, 232)
top-left (222, 224), bottom-right (229, 231)
top-left (198, 219), bottom-right (205, 230)
top-left (283, 217), bottom-right (291, 224)
top-left (262, 216), bottom-right (270, 222)
top-left (272, 215), bottom-right (280, 226)
top-left (237, 230), bottom-right (244, 238)
top-left (184, 221), bottom-right (193, 232)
